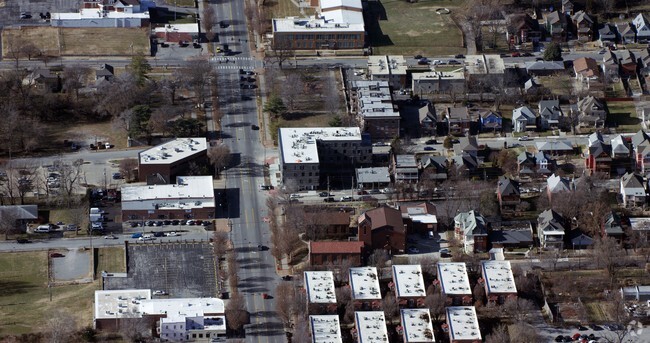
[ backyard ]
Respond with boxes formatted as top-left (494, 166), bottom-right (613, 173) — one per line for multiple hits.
top-left (606, 101), bottom-right (642, 133)
top-left (365, 0), bottom-right (465, 56)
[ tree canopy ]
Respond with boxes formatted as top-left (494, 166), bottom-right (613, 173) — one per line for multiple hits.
top-left (543, 42), bottom-right (562, 61)
top-left (129, 54), bottom-right (152, 87)
top-left (263, 94), bottom-right (287, 118)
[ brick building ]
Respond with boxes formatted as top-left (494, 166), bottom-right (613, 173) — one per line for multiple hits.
top-left (308, 240), bottom-right (364, 266)
top-left (138, 138), bottom-right (208, 184)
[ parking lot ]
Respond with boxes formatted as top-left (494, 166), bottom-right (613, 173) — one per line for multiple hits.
top-left (103, 241), bottom-right (217, 298)
top-left (0, 0), bottom-right (80, 27)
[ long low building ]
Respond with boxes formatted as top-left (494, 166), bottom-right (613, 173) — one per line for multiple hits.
top-left (121, 175), bottom-right (215, 221)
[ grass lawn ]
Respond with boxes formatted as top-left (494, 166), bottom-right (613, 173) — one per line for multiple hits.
top-left (366, 0), bottom-right (465, 56)
top-left (94, 247), bottom-right (126, 277)
top-left (174, 0), bottom-right (196, 6)
top-left (2, 27), bottom-right (149, 58)
top-left (267, 0), bottom-right (308, 19)
top-left (0, 252), bottom-right (98, 335)
top-left (606, 101), bottom-right (641, 133)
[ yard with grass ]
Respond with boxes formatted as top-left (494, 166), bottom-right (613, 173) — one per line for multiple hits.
top-left (267, 0), bottom-right (309, 19)
top-left (2, 27), bottom-right (149, 58)
top-left (365, 0), bottom-right (465, 56)
top-left (94, 247), bottom-right (126, 277)
top-left (0, 252), bottom-right (97, 335)
top-left (606, 101), bottom-right (641, 133)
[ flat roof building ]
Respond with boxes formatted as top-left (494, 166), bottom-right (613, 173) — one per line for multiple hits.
top-left (437, 262), bottom-right (472, 305)
top-left (138, 138), bottom-right (208, 184)
top-left (310, 315), bottom-right (342, 343)
top-left (400, 308), bottom-right (435, 342)
top-left (278, 127), bottom-right (371, 190)
top-left (304, 271), bottom-right (337, 304)
top-left (121, 175), bottom-right (215, 221)
top-left (368, 55), bottom-right (408, 89)
top-left (445, 306), bottom-right (481, 343)
top-left (481, 260), bottom-right (517, 304)
top-left (356, 167), bottom-right (391, 189)
top-left (392, 265), bottom-right (426, 306)
top-left (412, 71), bottom-right (466, 95)
top-left (355, 311), bottom-right (388, 343)
top-left (349, 266), bottom-right (381, 301)
top-left (350, 80), bottom-right (400, 139)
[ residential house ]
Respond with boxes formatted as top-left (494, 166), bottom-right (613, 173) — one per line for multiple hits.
top-left (391, 265), bottom-right (426, 308)
top-left (611, 134), bottom-right (631, 159)
top-left (95, 64), bottom-right (114, 82)
top-left (437, 262), bottom-right (472, 306)
top-left (350, 80), bottom-right (400, 140)
top-left (620, 172), bottom-right (646, 208)
top-left (22, 69), bottom-right (61, 92)
top-left (632, 13), bottom-right (650, 43)
top-left (310, 315), bottom-right (342, 342)
top-left (391, 154), bottom-right (419, 183)
top-left (546, 173), bottom-right (575, 202)
top-left (506, 13), bottom-right (542, 45)
top-left (637, 48), bottom-right (650, 68)
top-left (454, 210), bottom-right (488, 253)
top-left (496, 177), bottom-right (520, 211)
top-left (535, 140), bottom-right (574, 155)
top-left (411, 71), bottom-right (466, 95)
top-left (562, 0), bottom-right (574, 15)
top-left (399, 309), bottom-right (434, 342)
top-left (598, 24), bottom-right (618, 46)
top-left (480, 260), bottom-right (517, 304)
top-left (453, 136), bottom-right (479, 158)
top-left (309, 241), bottom-right (364, 267)
top-left (368, 55), bottom-right (408, 89)
top-left (477, 109), bottom-right (502, 132)
top-left (451, 153), bottom-right (480, 176)
top-left (573, 57), bottom-right (601, 83)
top-left (399, 202), bottom-right (438, 235)
top-left (546, 11), bottom-right (567, 41)
top-left (304, 271), bottom-right (337, 314)
top-left (585, 133), bottom-right (612, 175)
top-left (356, 167), bottom-right (390, 190)
top-left (603, 211), bottom-right (625, 241)
top-left (572, 11), bottom-right (594, 41)
top-left (525, 61), bottom-right (566, 76)
top-left (602, 50), bottom-right (620, 81)
top-left (517, 151), bottom-right (556, 177)
top-left (537, 209), bottom-right (567, 249)
top-left (418, 102), bottom-right (437, 136)
top-left (489, 226), bottom-right (534, 249)
top-left (0, 205), bottom-right (38, 233)
top-left (420, 156), bottom-right (448, 182)
top-left (512, 106), bottom-right (537, 132)
top-left (628, 217), bottom-right (650, 241)
top-left (617, 22), bottom-right (636, 44)
top-left (306, 208), bottom-right (352, 239)
top-left (575, 96), bottom-right (607, 128)
top-left (631, 130), bottom-right (650, 173)
top-left (568, 230), bottom-right (594, 249)
top-left (538, 99), bottom-right (563, 130)
top-left (445, 107), bottom-right (474, 136)
top-left (618, 50), bottom-right (637, 78)
top-left (445, 306), bottom-right (482, 343)
top-left (349, 267), bottom-right (382, 310)
top-left (524, 78), bottom-right (541, 95)
top-left (358, 206), bottom-right (406, 254)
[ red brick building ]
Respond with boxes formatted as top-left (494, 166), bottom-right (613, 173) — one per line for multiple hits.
top-left (358, 206), bottom-right (406, 254)
top-left (308, 241), bottom-right (364, 267)
top-left (138, 138), bottom-right (208, 184)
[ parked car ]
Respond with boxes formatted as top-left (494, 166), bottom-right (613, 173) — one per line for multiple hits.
top-left (138, 235), bottom-right (155, 241)
top-left (131, 233), bottom-right (143, 239)
top-left (251, 124), bottom-right (259, 130)
top-left (318, 191), bottom-right (330, 197)
top-left (153, 290), bottom-right (167, 295)
top-left (153, 231), bottom-right (165, 237)
top-left (407, 246), bottom-right (420, 254)
top-left (518, 135), bottom-right (532, 141)
top-left (323, 197), bottom-right (335, 203)
top-left (425, 139), bottom-right (436, 145)
top-left (104, 234), bottom-right (118, 239)
top-left (454, 54), bottom-right (465, 58)
top-left (16, 238), bottom-right (31, 244)
top-left (340, 196), bottom-right (354, 202)
top-left (424, 146), bottom-right (435, 151)
top-left (166, 232), bottom-right (180, 237)
top-left (112, 172), bottom-right (122, 180)
top-left (281, 275), bottom-right (293, 281)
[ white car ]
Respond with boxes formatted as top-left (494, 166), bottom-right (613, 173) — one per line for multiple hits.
top-left (289, 193), bottom-right (300, 199)
top-left (166, 232), bottom-right (180, 237)
top-left (153, 290), bottom-right (167, 295)
top-left (138, 235), bottom-right (155, 241)
top-left (518, 136), bottom-right (532, 141)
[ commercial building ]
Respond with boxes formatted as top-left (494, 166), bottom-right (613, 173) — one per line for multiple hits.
top-left (138, 138), bottom-right (208, 184)
top-left (400, 308), bottom-right (435, 342)
top-left (309, 315), bottom-right (342, 343)
top-left (154, 23), bottom-right (200, 43)
top-left (437, 262), bottom-right (472, 305)
top-left (480, 260), bottom-right (517, 304)
top-left (51, 0), bottom-right (153, 27)
top-left (350, 80), bottom-right (400, 140)
top-left (278, 127), bottom-right (371, 190)
top-left (121, 176), bottom-right (215, 221)
top-left (391, 265), bottom-right (426, 307)
top-left (354, 311), bottom-right (388, 343)
top-left (271, 0), bottom-right (365, 50)
top-left (445, 306), bottom-right (481, 343)
top-left (93, 290), bottom-right (226, 342)
top-left (349, 266), bottom-right (381, 310)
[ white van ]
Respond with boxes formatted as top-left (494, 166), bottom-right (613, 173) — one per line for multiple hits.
top-left (34, 225), bottom-right (51, 233)
top-left (90, 207), bottom-right (102, 215)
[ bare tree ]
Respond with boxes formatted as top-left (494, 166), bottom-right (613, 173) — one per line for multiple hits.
top-left (212, 231), bottom-right (230, 261)
top-left (485, 325), bottom-right (510, 343)
top-left (267, 39), bottom-right (293, 69)
top-left (179, 58), bottom-right (214, 106)
top-left (0, 209), bottom-right (19, 239)
top-left (201, 6), bottom-right (218, 41)
top-left (207, 144), bottom-right (231, 178)
top-left (118, 158), bottom-right (139, 182)
top-left (275, 282), bottom-right (296, 328)
top-left (368, 249), bottom-right (390, 269)
top-left (382, 291), bottom-right (399, 321)
top-left (160, 72), bottom-right (183, 105)
top-left (281, 72), bottom-right (303, 111)
top-left (225, 292), bottom-right (249, 332)
top-left (62, 66), bottom-right (91, 100)
top-left (424, 286), bottom-right (446, 324)
top-left (45, 309), bottom-right (78, 343)
top-left (593, 237), bottom-right (625, 287)
top-left (118, 310), bottom-right (152, 342)
top-left (502, 298), bottom-right (535, 323)
top-left (291, 316), bottom-right (311, 342)
top-left (227, 250), bottom-right (240, 292)
top-left (600, 291), bottom-right (634, 343)
top-left (59, 159), bottom-right (84, 201)
top-left (508, 322), bottom-right (542, 343)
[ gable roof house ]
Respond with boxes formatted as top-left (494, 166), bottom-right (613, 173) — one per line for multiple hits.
top-left (632, 13), bottom-right (650, 43)
top-left (572, 11), bottom-right (594, 41)
top-left (477, 110), bottom-right (502, 132)
top-left (603, 211), bottom-right (625, 241)
top-left (546, 10), bottom-right (567, 42)
top-left (631, 130), bottom-right (650, 173)
top-left (517, 151), bottom-right (557, 177)
top-left (538, 99), bottom-right (563, 130)
top-left (95, 64), bottom-right (115, 82)
top-left (512, 106), bottom-right (537, 133)
top-left (618, 50), bottom-right (637, 78)
top-left (496, 177), bottom-right (520, 211)
top-left (599, 23), bottom-right (618, 46)
top-left (562, 0), bottom-right (574, 15)
top-left (420, 156), bottom-right (448, 182)
top-left (506, 13), bottom-right (542, 45)
top-left (0, 205), bottom-right (39, 233)
top-left (453, 136), bottom-right (479, 158)
top-left (451, 153), bottom-right (480, 177)
top-left (22, 69), bottom-right (61, 92)
top-left (575, 96), bottom-right (607, 128)
top-left (602, 50), bottom-right (620, 80)
top-left (611, 134), bottom-right (631, 159)
top-left (537, 209), bottom-right (567, 249)
top-left (525, 61), bottom-right (566, 76)
top-left (358, 206), bottom-right (406, 254)
top-left (445, 107), bottom-right (474, 136)
top-left (418, 102), bottom-right (437, 136)
top-left (546, 173), bottom-right (575, 202)
top-left (620, 172), bottom-right (647, 208)
top-left (585, 132), bottom-right (613, 175)
top-left (535, 140), bottom-right (574, 155)
top-left (454, 210), bottom-right (488, 254)
top-left (637, 48), bottom-right (650, 68)
top-left (573, 57), bottom-right (601, 84)
top-left (617, 22), bottom-right (636, 44)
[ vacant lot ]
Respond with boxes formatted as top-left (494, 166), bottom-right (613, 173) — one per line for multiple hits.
top-left (95, 247), bottom-right (126, 278)
top-left (606, 101), bottom-right (641, 133)
top-left (366, 0), bottom-right (464, 56)
top-left (0, 251), bottom-right (97, 335)
top-left (2, 27), bottom-right (149, 57)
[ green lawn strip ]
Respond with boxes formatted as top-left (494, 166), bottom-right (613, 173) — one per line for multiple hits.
top-left (94, 247), bottom-right (126, 277)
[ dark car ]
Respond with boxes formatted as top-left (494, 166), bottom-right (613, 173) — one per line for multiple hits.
top-left (554, 335), bottom-right (564, 342)
top-left (171, 220), bottom-right (180, 225)
top-left (424, 146), bottom-right (435, 151)
top-left (454, 54), bottom-right (465, 58)
top-left (246, 71), bottom-right (255, 76)
top-left (180, 220), bottom-right (187, 225)
top-left (448, 60), bottom-right (462, 65)
top-left (129, 221), bottom-right (138, 228)
top-left (281, 275), bottom-right (293, 281)
top-left (522, 52), bottom-right (533, 57)
top-left (414, 54), bottom-right (423, 59)
top-left (16, 238), bottom-right (31, 244)
top-left (323, 197), bottom-right (335, 203)
top-left (50, 252), bottom-right (65, 258)
top-left (163, 220), bottom-right (172, 225)
top-left (219, 21), bottom-right (229, 28)
top-left (239, 69), bottom-right (246, 74)
top-left (258, 244), bottom-right (268, 251)
top-left (153, 231), bottom-right (165, 237)
top-left (146, 220), bottom-right (155, 226)
top-left (251, 124), bottom-right (259, 130)
top-left (425, 139), bottom-right (437, 145)
top-left (589, 324), bottom-right (603, 331)
top-left (319, 191), bottom-right (329, 197)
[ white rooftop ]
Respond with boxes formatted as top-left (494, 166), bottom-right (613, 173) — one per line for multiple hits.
top-left (437, 262), bottom-right (471, 296)
top-left (94, 289), bottom-right (151, 320)
top-left (629, 217), bottom-right (650, 231)
top-left (356, 167), bottom-right (391, 184)
top-left (320, 0), bottom-right (362, 10)
top-left (465, 55), bottom-right (505, 74)
top-left (273, 12), bottom-right (364, 33)
top-left (392, 265), bottom-right (426, 298)
top-left (139, 138), bottom-right (207, 165)
top-left (304, 271), bottom-right (337, 304)
top-left (368, 55), bottom-right (408, 76)
top-left (406, 208), bottom-right (438, 224)
top-left (140, 298), bottom-right (225, 329)
top-left (355, 311), bottom-right (388, 343)
top-left (153, 23), bottom-right (200, 33)
top-left (349, 266), bottom-right (381, 300)
top-left (412, 71), bottom-right (465, 81)
top-left (481, 260), bottom-right (517, 294)
top-left (446, 306), bottom-right (481, 341)
top-left (400, 308), bottom-right (435, 342)
top-left (52, 11), bottom-right (150, 20)
top-left (121, 176), bottom-right (215, 210)
top-left (279, 127), bottom-right (362, 165)
top-left (310, 315), bottom-right (342, 343)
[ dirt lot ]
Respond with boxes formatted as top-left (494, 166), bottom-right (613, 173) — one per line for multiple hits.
top-left (2, 26), bottom-right (149, 57)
